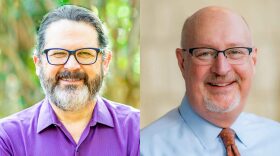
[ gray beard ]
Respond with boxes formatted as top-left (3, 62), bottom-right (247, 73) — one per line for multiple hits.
top-left (202, 73), bottom-right (241, 113)
top-left (38, 66), bottom-right (103, 112)
top-left (203, 93), bottom-right (240, 113)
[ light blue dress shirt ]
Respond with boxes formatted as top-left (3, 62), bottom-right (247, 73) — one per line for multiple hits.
top-left (141, 96), bottom-right (280, 156)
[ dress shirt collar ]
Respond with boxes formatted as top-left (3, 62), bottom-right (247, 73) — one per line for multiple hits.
top-left (37, 98), bottom-right (59, 133)
top-left (231, 112), bottom-right (250, 147)
top-left (89, 96), bottom-right (114, 127)
top-left (179, 96), bottom-right (248, 149)
top-left (179, 96), bottom-right (222, 149)
top-left (37, 96), bottom-right (114, 133)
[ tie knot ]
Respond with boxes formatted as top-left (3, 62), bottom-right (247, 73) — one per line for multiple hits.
top-left (220, 128), bottom-right (236, 147)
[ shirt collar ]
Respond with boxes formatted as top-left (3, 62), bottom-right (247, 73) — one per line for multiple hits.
top-left (89, 96), bottom-right (114, 128)
top-left (178, 96), bottom-right (222, 149)
top-left (37, 98), bottom-right (61, 133)
top-left (179, 96), bottom-right (249, 149)
top-left (37, 96), bottom-right (114, 133)
top-left (231, 112), bottom-right (250, 147)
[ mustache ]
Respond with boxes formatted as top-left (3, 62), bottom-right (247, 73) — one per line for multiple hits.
top-left (205, 73), bottom-right (240, 83)
top-left (55, 70), bottom-right (88, 82)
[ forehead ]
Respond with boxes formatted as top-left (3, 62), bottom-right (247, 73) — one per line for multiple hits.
top-left (44, 19), bottom-right (98, 49)
top-left (185, 10), bottom-right (252, 48)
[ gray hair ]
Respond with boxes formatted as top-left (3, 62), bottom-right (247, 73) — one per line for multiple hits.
top-left (35, 5), bottom-right (108, 57)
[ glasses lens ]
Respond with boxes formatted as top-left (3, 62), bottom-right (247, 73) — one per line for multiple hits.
top-left (190, 47), bottom-right (251, 65)
top-left (47, 49), bottom-right (69, 65)
top-left (191, 48), bottom-right (216, 65)
top-left (225, 48), bottom-right (250, 64)
top-left (193, 49), bottom-right (216, 60)
top-left (76, 49), bottom-right (97, 64)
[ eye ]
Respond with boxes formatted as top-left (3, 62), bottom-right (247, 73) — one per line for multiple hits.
top-left (77, 51), bottom-right (95, 58)
top-left (197, 52), bottom-right (212, 57)
top-left (49, 50), bottom-right (68, 58)
top-left (194, 49), bottom-right (216, 60)
top-left (226, 49), bottom-right (247, 59)
top-left (228, 50), bottom-right (242, 54)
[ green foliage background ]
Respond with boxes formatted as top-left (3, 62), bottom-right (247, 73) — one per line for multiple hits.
top-left (0, 0), bottom-right (139, 117)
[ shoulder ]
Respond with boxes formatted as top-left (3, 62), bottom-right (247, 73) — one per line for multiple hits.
top-left (141, 108), bottom-right (187, 144)
top-left (240, 112), bottom-right (280, 132)
top-left (100, 97), bottom-right (140, 124)
top-left (99, 97), bottom-right (140, 155)
top-left (236, 112), bottom-right (280, 144)
top-left (235, 112), bottom-right (280, 151)
top-left (0, 100), bottom-right (43, 154)
top-left (141, 107), bottom-right (193, 156)
top-left (241, 112), bottom-right (280, 127)
top-left (0, 101), bottom-right (43, 132)
top-left (141, 107), bottom-right (183, 137)
top-left (99, 97), bottom-right (140, 139)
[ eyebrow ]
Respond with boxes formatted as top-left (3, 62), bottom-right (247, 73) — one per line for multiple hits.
top-left (190, 42), bottom-right (251, 49)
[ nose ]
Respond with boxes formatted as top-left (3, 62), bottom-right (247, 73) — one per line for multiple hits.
top-left (210, 53), bottom-right (232, 76)
top-left (64, 55), bottom-right (81, 71)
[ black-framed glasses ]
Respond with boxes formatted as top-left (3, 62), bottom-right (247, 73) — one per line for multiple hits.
top-left (42, 48), bottom-right (104, 65)
top-left (182, 47), bottom-right (253, 65)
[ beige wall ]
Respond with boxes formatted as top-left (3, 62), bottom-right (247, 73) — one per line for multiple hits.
top-left (141, 0), bottom-right (280, 128)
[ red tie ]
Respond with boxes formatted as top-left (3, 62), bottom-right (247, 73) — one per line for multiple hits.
top-left (219, 128), bottom-right (240, 156)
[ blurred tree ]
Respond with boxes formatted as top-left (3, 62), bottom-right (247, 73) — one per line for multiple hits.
top-left (0, 0), bottom-right (139, 117)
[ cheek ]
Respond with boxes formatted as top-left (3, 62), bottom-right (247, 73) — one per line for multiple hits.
top-left (41, 61), bottom-right (61, 78)
top-left (184, 66), bottom-right (210, 111)
top-left (84, 63), bottom-right (102, 78)
top-left (185, 65), bottom-right (209, 94)
top-left (235, 66), bottom-right (254, 93)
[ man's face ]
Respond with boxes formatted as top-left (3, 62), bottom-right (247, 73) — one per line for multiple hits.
top-left (177, 10), bottom-right (257, 121)
top-left (34, 20), bottom-right (111, 111)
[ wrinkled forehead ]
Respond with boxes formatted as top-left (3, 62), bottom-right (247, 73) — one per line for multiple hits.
top-left (182, 7), bottom-right (253, 48)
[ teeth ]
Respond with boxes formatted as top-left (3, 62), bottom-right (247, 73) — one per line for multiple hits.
top-left (61, 78), bottom-right (80, 81)
top-left (210, 83), bottom-right (231, 86)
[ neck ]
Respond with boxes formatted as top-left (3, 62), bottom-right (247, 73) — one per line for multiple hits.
top-left (50, 99), bottom-right (96, 124)
top-left (206, 112), bottom-right (238, 128)
top-left (201, 105), bottom-right (243, 128)
top-left (49, 98), bottom-right (97, 144)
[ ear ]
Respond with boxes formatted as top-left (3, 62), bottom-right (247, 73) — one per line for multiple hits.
top-left (251, 47), bottom-right (258, 74)
top-left (102, 49), bottom-right (112, 75)
top-left (33, 52), bottom-right (40, 76)
top-left (176, 48), bottom-right (186, 77)
top-left (252, 47), bottom-right (257, 65)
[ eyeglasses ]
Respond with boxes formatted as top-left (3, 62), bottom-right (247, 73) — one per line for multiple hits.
top-left (42, 48), bottom-right (104, 65)
top-left (182, 47), bottom-right (253, 65)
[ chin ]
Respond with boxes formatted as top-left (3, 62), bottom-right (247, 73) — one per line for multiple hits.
top-left (203, 94), bottom-right (241, 113)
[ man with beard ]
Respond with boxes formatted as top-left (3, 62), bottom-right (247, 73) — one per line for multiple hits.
top-left (0, 5), bottom-right (139, 156)
top-left (141, 6), bottom-right (280, 156)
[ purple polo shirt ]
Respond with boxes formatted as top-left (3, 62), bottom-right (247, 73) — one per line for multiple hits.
top-left (0, 97), bottom-right (139, 156)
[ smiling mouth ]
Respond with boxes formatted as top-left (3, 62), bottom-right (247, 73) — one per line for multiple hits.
top-left (60, 78), bottom-right (83, 81)
top-left (59, 78), bottom-right (84, 85)
top-left (207, 81), bottom-right (235, 87)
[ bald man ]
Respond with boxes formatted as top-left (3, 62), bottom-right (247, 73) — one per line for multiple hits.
top-left (141, 6), bottom-right (280, 156)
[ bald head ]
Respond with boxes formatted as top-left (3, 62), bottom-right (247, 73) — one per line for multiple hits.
top-left (175, 6), bottom-right (258, 128)
top-left (181, 6), bottom-right (253, 49)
